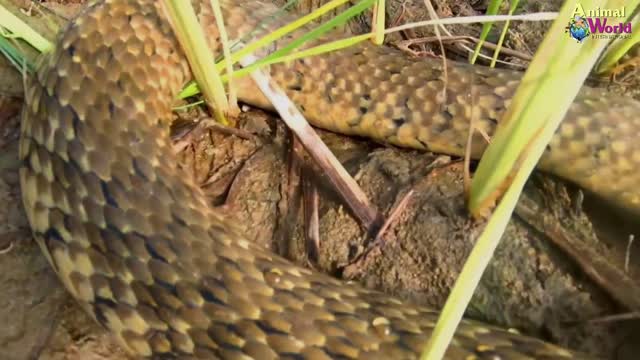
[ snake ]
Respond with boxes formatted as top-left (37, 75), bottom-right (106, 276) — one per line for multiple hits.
top-left (18, 0), bottom-right (638, 358)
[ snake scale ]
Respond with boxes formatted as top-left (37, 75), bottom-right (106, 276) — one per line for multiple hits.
top-left (19, 0), bottom-right (638, 358)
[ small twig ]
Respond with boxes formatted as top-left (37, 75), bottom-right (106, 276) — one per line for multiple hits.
top-left (475, 127), bottom-right (492, 143)
top-left (463, 94), bottom-right (475, 199)
top-left (422, 0), bottom-right (448, 104)
top-left (373, 189), bottom-right (414, 246)
top-left (463, 85), bottom-right (492, 201)
top-left (171, 117), bottom-right (254, 153)
top-left (397, 36), bottom-right (529, 67)
top-left (625, 234), bottom-right (635, 274)
top-left (387, 12), bottom-right (555, 67)
top-left (585, 312), bottom-right (640, 324)
top-left (274, 136), bottom-right (304, 257)
top-left (516, 197), bottom-right (640, 311)
top-left (347, 189), bottom-right (415, 268)
top-left (20, 1), bottom-right (33, 16)
top-left (239, 52), bottom-right (382, 232)
top-left (0, 239), bottom-right (13, 254)
top-left (303, 173), bottom-right (320, 262)
top-left (608, 56), bottom-right (640, 85)
top-left (0, 231), bottom-right (20, 255)
top-left (390, 0), bottom-right (425, 55)
top-left (396, 33), bottom-right (533, 65)
top-left (385, 12), bottom-right (558, 34)
top-left (572, 189), bottom-right (584, 215)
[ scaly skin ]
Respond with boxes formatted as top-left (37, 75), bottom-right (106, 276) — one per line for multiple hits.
top-left (20, 0), bottom-right (624, 358)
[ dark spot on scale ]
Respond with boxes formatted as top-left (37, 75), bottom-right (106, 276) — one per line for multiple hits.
top-left (67, 158), bottom-right (85, 178)
top-left (474, 348), bottom-right (503, 359)
top-left (323, 336), bottom-right (377, 357)
top-left (488, 116), bottom-right (498, 125)
top-left (287, 84), bottom-right (302, 92)
top-left (393, 117), bottom-right (406, 127)
top-left (201, 288), bottom-right (226, 306)
top-left (546, 144), bottom-right (552, 152)
top-left (106, 222), bottom-right (124, 235)
top-left (145, 242), bottom-right (168, 263)
top-left (299, 104), bottom-right (306, 113)
top-left (71, 110), bottom-right (81, 135)
top-left (132, 158), bottom-right (148, 180)
top-left (172, 214), bottom-right (188, 227)
top-left (154, 353), bottom-right (178, 360)
top-left (443, 108), bottom-right (454, 121)
top-left (67, 45), bottom-right (76, 56)
top-left (325, 350), bottom-right (358, 359)
top-left (593, 143), bottom-right (607, 159)
top-left (431, 121), bottom-right (448, 134)
top-left (255, 320), bottom-right (289, 335)
top-left (108, 101), bottom-right (116, 116)
top-left (63, 213), bottom-right (73, 231)
top-left (154, 278), bottom-right (178, 295)
top-left (280, 354), bottom-right (304, 360)
top-left (93, 296), bottom-right (117, 327)
top-left (208, 224), bottom-right (227, 237)
top-left (432, 68), bottom-right (443, 79)
top-left (217, 337), bottom-right (243, 351)
top-left (363, 94), bottom-right (371, 101)
top-left (418, 139), bottom-right (430, 150)
top-left (101, 180), bottom-right (119, 208)
top-left (43, 227), bottom-right (65, 244)
top-left (359, 106), bottom-right (368, 115)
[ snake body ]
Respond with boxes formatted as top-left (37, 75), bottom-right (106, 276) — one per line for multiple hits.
top-left (19, 0), bottom-right (636, 358)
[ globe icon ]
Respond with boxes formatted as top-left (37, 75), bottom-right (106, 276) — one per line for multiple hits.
top-left (569, 16), bottom-right (589, 42)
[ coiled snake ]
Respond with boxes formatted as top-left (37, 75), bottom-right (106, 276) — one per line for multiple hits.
top-left (20, 0), bottom-right (637, 358)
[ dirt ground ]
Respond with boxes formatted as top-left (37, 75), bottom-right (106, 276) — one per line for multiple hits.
top-left (1, 0), bottom-right (640, 359)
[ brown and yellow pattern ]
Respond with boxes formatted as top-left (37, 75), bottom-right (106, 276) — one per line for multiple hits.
top-left (19, 0), bottom-right (633, 358)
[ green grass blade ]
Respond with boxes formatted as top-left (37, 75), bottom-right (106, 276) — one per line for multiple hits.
top-left (254, 0), bottom-right (375, 64)
top-left (468, 0), bottom-right (638, 217)
top-left (0, 3), bottom-right (52, 53)
top-left (596, 14), bottom-right (640, 73)
top-left (210, 0), bottom-right (238, 110)
top-left (226, 33), bottom-right (371, 80)
top-left (423, 1), bottom-right (638, 359)
top-left (470, 0), bottom-right (504, 64)
top-left (230, 0), bottom-right (352, 63)
top-left (179, 0), bottom-right (375, 99)
top-left (0, 33), bottom-right (34, 72)
top-left (372, 0), bottom-right (385, 45)
top-left (162, 0), bottom-right (229, 124)
top-left (490, 0), bottom-right (520, 67)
